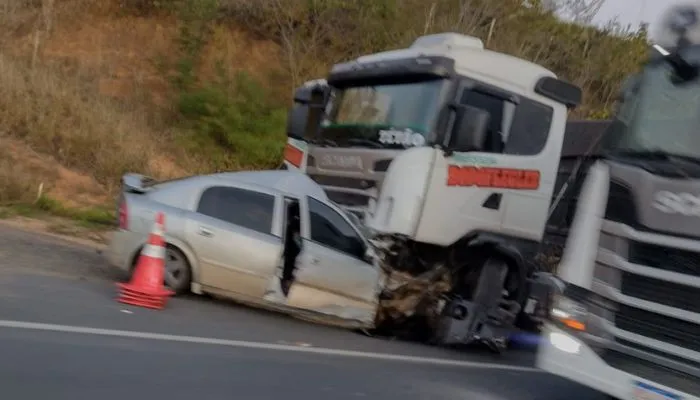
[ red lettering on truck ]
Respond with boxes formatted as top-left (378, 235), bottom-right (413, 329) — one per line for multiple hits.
top-left (447, 165), bottom-right (540, 190)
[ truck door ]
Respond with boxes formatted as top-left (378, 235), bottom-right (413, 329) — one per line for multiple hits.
top-left (415, 84), bottom-right (553, 245)
top-left (414, 85), bottom-right (513, 245)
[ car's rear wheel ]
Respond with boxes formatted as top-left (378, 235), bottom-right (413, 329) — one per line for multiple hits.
top-left (164, 246), bottom-right (192, 295)
top-left (131, 245), bottom-right (192, 295)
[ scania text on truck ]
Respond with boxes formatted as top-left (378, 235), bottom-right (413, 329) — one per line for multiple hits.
top-left (281, 32), bottom-right (583, 351)
top-left (537, 3), bottom-right (700, 399)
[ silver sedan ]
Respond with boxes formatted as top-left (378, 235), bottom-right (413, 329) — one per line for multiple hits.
top-left (106, 170), bottom-right (383, 328)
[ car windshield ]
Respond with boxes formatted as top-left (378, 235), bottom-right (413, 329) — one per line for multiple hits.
top-left (318, 79), bottom-right (449, 147)
top-left (601, 46), bottom-right (700, 160)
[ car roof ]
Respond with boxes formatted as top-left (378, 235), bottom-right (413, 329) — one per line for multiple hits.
top-left (208, 170), bottom-right (330, 202)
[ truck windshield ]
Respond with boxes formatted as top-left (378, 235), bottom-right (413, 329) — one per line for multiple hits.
top-left (319, 79), bottom-right (449, 148)
top-left (602, 46), bottom-right (700, 160)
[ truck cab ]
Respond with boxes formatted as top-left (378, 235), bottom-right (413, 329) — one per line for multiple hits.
top-left (537, 4), bottom-right (700, 399)
top-left (283, 33), bottom-right (579, 231)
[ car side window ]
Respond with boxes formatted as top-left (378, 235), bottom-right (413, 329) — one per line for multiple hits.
top-left (197, 186), bottom-right (275, 235)
top-left (307, 197), bottom-right (365, 259)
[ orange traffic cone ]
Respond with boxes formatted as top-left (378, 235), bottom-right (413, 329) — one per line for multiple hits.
top-left (116, 212), bottom-right (174, 310)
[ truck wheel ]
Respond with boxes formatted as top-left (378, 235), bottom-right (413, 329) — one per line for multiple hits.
top-left (473, 257), bottom-right (509, 310)
top-left (473, 257), bottom-right (510, 353)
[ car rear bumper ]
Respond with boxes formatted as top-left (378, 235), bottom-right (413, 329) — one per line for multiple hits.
top-left (105, 229), bottom-right (143, 273)
top-left (536, 324), bottom-right (698, 400)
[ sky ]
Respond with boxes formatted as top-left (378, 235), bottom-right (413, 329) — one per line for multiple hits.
top-left (593, 0), bottom-right (675, 29)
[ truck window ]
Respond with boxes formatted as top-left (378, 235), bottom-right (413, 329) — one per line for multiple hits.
top-left (330, 81), bottom-right (444, 133)
top-left (506, 99), bottom-right (553, 155)
top-left (459, 88), bottom-right (553, 156)
top-left (459, 90), bottom-right (511, 152)
top-left (602, 59), bottom-right (700, 159)
top-left (319, 79), bottom-right (450, 148)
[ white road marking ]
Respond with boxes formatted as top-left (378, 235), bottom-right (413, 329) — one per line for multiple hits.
top-left (0, 319), bottom-right (541, 372)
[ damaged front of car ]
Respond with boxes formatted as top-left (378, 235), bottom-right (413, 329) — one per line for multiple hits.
top-left (362, 233), bottom-right (555, 352)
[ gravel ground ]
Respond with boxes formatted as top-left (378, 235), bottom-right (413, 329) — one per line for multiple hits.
top-left (0, 222), bottom-right (118, 281)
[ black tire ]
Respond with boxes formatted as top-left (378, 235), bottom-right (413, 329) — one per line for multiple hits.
top-left (163, 245), bottom-right (192, 295)
top-left (472, 257), bottom-right (509, 310)
top-left (130, 244), bottom-right (192, 296)
top-left (472, 257), bottom-right (510, 353)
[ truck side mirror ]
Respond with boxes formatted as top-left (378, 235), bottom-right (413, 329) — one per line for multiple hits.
top-left (293, 86), bottom-right (313, 104)
top-left (449, 104), bottom-right (490, 152)
top-left (286, 104), bottom-right (309, 140)
top-left (288, 83), bottom-right (330, 140)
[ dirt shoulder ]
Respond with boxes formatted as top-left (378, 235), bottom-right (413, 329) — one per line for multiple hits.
top-left (0, 212), bottom-right (111, 251)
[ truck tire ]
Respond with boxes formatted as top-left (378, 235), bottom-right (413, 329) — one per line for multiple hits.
top-left (472, 257), bottom-right (509, 311)
top-left (473, 257), bottom-right (511, 353)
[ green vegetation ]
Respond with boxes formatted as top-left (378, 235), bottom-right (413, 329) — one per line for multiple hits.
top-left (0, 196), bottom-right (115, 228)
top-left (0, 0), bottom-right (650, 228)
top-left (161, 0), bottom-right (650, 173)
top-left (216, 0), bottom-right (649, 118)
top-left (168, 0), bottom-right (288, 170)
top-left (162, 0), bottom-right (650, 170)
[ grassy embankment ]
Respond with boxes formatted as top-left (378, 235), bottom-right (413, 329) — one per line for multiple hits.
top-left (0, 0), bottom-right (649, 230)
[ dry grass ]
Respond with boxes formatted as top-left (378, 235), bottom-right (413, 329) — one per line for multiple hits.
top-left (0, 141), bottom-right (44, 205)
top-left (0, 0), bottom-right (192, 209)
top-left (0, 135), bottom-right (109, 207)
top-left (0, 0), bottom-right (286, 215)
top-left (0, 54), bottom-right (158, 191)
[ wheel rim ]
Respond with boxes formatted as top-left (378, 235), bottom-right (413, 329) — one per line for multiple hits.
top-left (164, 248), bottom-right (187, 289)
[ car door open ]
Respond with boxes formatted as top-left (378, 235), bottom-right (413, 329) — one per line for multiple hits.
top-left (265, 195), bottom-right (382, 326)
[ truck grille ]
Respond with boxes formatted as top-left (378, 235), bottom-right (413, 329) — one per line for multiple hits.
top-left (600, 348), bottom-right (700, 396)
top-left (605, 236), bottom-right (700, 395)
top-left (326, 191), bottom-right (370, 207)
top-left (307, 174), bottom-right (376, 190)
top-left (307, 174), bottom-right (378, 209)
top-left (594, 173), bottom-right (700, 395)
top-left (628, 241), bottom-right (700, 277)
top-left (620, 273), bottom-right (700, 314)
top-left (615, 304), bottom-right (700, 353)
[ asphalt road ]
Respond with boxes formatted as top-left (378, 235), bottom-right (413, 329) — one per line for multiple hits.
top-left (0, 224), bottom-right (605, 400)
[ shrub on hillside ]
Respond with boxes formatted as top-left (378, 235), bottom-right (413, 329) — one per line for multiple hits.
top-left (176, 70), bottom-right (286, 170)
top-left (144, 0), bottom-right (650, 119)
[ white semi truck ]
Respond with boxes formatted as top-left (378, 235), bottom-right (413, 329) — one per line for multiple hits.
top-left (537, 3), bottom-right (700, 399)
top-left (282, 32), bottom-right (583, 351)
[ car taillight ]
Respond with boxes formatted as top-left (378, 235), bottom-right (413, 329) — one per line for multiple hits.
top-left (118, 198), bottom-right (128, 230)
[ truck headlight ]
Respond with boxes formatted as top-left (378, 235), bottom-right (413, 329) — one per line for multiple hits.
top-left (548, 331), bottom-right (582, 354)
top-left (550, 294), bottom-right (588, 333)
